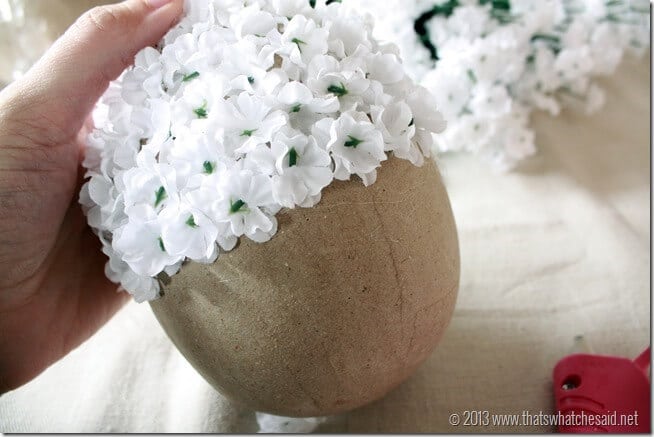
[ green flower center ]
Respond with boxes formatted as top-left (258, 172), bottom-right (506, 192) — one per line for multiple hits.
top-left (287, 148), bottom-right (299, 167)
top-left (182, 71), bottom-right (200, 82)
top-left (194, 101), bottom-right (208, 119)
top-left (154, 186), bottom-right (167, 208)
top-left (203, 161), bottom-right (215, 175)
top-left (467, 69), bottom-right (477, 83)
top-left (327, 82), bottom-right (348, 97)
top-left (292, 37), bottom-right (307, 52)
top-left (230, 199), bottom-right (248, 214)
top-left (241, 129), bottom-right (258, 137)
top-left (344, 135), bottom-right (363, 148)
top-left (186, 215), bottom-right (198, 228)
top-left (530, 34), bottom-right (562, 54)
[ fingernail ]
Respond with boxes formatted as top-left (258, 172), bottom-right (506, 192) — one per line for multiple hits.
top-left (148, 0), bottom-right (174, 9)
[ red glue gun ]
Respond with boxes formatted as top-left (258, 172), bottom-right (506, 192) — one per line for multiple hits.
top-left (553, 338), bottom-right (650, 433)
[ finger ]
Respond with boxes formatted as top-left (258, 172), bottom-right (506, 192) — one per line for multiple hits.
top-left (1, 0), bottom-right (183, 143)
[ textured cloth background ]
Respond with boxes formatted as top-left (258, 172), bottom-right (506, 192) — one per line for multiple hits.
top-left (0, 2), bottom-right (650, 433)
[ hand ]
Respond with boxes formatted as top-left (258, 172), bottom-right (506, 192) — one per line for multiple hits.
top-left (0, 0), bottom-right (183, 394)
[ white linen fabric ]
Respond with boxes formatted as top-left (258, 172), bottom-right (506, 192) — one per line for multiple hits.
top-left (0, 27), bottom-right (649, 436)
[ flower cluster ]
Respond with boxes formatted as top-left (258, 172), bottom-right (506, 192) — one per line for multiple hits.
top-left (80, 0), bottom-right (445, 302)
top-left (350, 0), bottom-right (650, 170)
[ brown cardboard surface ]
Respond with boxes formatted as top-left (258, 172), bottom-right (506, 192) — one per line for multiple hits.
top-left (151, 157), bottom-right (460, 417)
top-left (316, 54), bottom-right (651, 433)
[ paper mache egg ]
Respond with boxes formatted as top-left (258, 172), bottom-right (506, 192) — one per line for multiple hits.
top-left (80, 0), bottom-right (460, 417)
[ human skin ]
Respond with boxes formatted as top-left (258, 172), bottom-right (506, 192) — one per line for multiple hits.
top-left (0, 0), bottom-right (183, 395)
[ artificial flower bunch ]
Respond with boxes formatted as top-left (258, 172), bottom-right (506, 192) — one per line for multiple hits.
top-left (351, 0), bottom-right (650, 170)
top-left (80, 0), bottom-right (445, 302)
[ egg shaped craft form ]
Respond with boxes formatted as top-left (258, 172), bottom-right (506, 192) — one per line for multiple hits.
top-left (80, 0), bottom-right (460, 417)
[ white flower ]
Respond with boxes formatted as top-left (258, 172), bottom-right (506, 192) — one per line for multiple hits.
top-left (120, 152), bottom-right (179, 213)
top-left (229, 4), bottom-right (277, 40)
top-left (469, 83), bottom-right (512, 116)
top-left (82, 174), bottom-right (125, 231)
top-left (185, 181), bottom-right (239, 252)
top-left (436, 113), bottom-right (492, 155)
top-left (406, 86), bottom-right (447, 159)
top-left (323, 3), bottom-right (374, 58)
top-left (160, 201), bottom-right (219, 262)
top-left (502, 121), bottom-right (536, 165)
top-left (212, 169), bottom-right (278, 243)
top-left (422, 67), bottom-right (473, 120)
top-left (279, 15), bottom-right (330, 66)
top-left (447, 5), bottom-right (493, 40)
top-left (277, 81), bottom-right (339, 133)
top-left (370, 102), bottom-right (423, 166)
top-left (554, 46), bottom-right (593, 82)
top-left (160, 33), bottom-right (207, 88)
top-left (220, 39), bottom-right (277, 92)
top-left (121, 47), bottom-right (164, 106)
top-left (169, 72), bottom-right (228, 134)
top-left (306, 55), bottom-right (370, 112)
top-left (271, 132), bottom-right (334, 208)
top-left (166, 127), bottom-right (229, 184)
top-left (315, 111), bottom-right (387, 186)
top-left (112, 205), bottom-right (184, 278)
top-left (365, 52), bottom-right (405, 85)
top-left (103, 243), bottom-right (161, 303)
top-left (406, 86), bottom-right (447, 133)
top-left (278, 81), bottom-right (339, 114)
top-left (214, 92), bottom-right (288, 155)
top-left (271, 0), bottom-right (314, 17)
top-left (145, 99), bottom-right (173, 155)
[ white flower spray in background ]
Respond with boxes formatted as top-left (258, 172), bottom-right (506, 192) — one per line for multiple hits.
top-left (350, 0), bottom-right (650, 170)
top-left (80, 0), bottom-right (446, 302)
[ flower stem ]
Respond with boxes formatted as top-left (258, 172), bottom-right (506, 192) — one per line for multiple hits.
top-left (414, 0), bottom-right (460, 61)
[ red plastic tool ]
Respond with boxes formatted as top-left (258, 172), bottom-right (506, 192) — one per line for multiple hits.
top-left (553, 345), bottom-right (650, 433)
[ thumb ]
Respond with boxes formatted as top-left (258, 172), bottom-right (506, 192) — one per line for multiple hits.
top-left (1, 0), bottom-right (183, 143)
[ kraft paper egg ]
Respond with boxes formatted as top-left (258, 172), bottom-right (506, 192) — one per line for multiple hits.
top-left (150, 156), bottom-right (459, 417)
